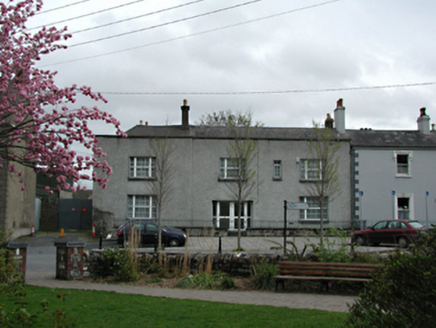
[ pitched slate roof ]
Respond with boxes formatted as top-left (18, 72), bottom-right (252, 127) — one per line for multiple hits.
top-left (100, 124), bottom-right (436, 149)
top-left (346, 129), bottom-right (436, 148)
top-left (122, 124), bottom-right (351, 141)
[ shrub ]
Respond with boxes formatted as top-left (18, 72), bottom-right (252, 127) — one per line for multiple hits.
top-left (175, 272), bottom-right (236, 290)
top-left (345, 229), bottom-right (436, 327)
top-left (139, 257), bottom-right (168, 277)
top-left (219, 275), bottom-right (237, 290)
top-left (93, 248), bottom-right (138, 282)
top-left (311, 227), bottom-right (350, 262)
top-left (250, 262), bottom-right (278, 290)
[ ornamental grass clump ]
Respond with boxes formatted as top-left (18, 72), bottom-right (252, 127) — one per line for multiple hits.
top-left (250, 262), bottom-right (278, 290)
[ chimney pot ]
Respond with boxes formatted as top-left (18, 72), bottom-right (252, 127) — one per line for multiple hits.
top-left (139, 120), bottom-right (143, 125)
top-left (334, 99), bottom-right (346, 134)
top-left (325, 113), bottom-right (334, 128)
top-left (420, 107), bottom-right (427, 117)
top-left (181, 99), bottom-right (190, 128)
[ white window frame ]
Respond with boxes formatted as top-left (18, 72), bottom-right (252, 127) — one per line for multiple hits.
top-left (394, 151), bottom-right (412, 177)
top-left (213, 201), bottom-right (251, 231)
top-left (129, 156), bottom-right (155, 179)
top-left (299, 197), bottom-right (329, 221)
top-left (394, 193), bottom-right (414, 220)
top-left (127, 195), bottom-right (156, 219)
top-left (220, 158), bottom-right (240, 180)
top-left (273, 160), bottom-right (282, 180)
top-left (300, 159), bottom-right (322, 181)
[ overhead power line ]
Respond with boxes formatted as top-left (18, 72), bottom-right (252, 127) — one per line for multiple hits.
top-left (46, 0), bottom-right (340, 66)
top-left (98, 82), bottom-right (436, 96)
top-left (35, 0), bottom-right (90, 15)
top-left (71, 0), bottom-right (205, 35)
top-left (69, 0), bottom-right (263, 48)
top-left (29, 0), bottom-right (146, 30)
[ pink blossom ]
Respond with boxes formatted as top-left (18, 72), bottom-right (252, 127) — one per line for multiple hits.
top-left (0, 0), bottom-right (125, 192)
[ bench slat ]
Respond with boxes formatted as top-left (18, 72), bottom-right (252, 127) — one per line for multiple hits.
top-left (274, 275), bottom-right (370, 282)
top-left (274, 261), bottom-right (384, 291)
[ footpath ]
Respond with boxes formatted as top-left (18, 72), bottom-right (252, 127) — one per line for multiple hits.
top-left (20, 232), bottom-right (359, 313)
top-left (25, 271), bottom-right (356, 313)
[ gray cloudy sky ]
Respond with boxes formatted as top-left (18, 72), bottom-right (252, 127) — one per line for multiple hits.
top-left (30, 0), bottom-right (436, 134)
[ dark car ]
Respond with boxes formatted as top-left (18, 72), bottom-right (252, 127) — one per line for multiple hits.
top-left (352, 220), bottom-right (427, 248)
top-left (117, 220), bottom-right (186, 247)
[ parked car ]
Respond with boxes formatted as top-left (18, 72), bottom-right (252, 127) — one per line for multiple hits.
top-left (116, 220), bottom-right (186, 247)
top-left (352, 220), bottom-right (427, 248)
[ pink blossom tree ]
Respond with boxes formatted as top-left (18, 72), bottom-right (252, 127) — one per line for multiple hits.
top-left (0, 0), bottom-right (125, 192)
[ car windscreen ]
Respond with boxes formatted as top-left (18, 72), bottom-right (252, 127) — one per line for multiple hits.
top-left (408, 221), bottom-right (425, 229)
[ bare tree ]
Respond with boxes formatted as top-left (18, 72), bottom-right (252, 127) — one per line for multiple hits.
top-left (305, 121), bottom-right (342, 246)
top-left (199, 110), bottom-right (259, 250)
top-left (149, 138), bottom-right (176, 251)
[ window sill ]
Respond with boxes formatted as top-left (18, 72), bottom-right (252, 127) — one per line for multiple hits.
top-left (273, 177), bottom-right (282, 181)
top-left (128, 177), bottom-right (156, 181)
top-left (396, 174), bottom-right (411, 178)
top-left (298, 220), bottom-right (329, 223)
top-left (218, 178), bottom-right (245, 182)
top-left (299, 179), bottom-right (322, 183)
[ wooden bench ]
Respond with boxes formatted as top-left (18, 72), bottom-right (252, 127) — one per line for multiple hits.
top-left (274, 261), bottom-right (384, 291)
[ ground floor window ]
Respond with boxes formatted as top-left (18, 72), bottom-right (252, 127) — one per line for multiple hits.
top-left (299, 197), bottom-right (329, 221)
top-left (212, 201), bottom-right (252, 230)
top-left (395, 194), bottom-right (414, 220)
top-left (127, 195), bottom-right (156, 219)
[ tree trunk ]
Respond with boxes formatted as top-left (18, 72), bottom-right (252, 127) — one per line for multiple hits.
top-left (319, 199), bottom-right (324, 247)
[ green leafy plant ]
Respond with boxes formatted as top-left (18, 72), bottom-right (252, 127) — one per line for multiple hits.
top-left (93, 248), bottom-right (138, 282)
top-left (175, 272), bottom-right (236, 290)
top-left (219, 275), bottom-right (237, 290)
top-left (345, 229), bottom-right (436, 327)
top-left (311, 227), bottom-right (350, 262)
top-left (250, 262), bottom-right (278, 290)
top-left (267, 238), bottom-right (308, 261)
top-left (144, 277), bottom-right (163, 284)
top-left (139, 257), bottom-right (168, 277)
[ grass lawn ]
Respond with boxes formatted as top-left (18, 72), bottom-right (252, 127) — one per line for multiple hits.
top-left (0, 285), bottom-right (348, 327)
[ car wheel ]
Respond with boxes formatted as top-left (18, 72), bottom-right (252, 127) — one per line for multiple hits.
top-left (355, 235), bottom-right (366, 246)
top-left (398, 237), bottom-right (409, 248)
top-left (168, 238), bottom-right (180, 247)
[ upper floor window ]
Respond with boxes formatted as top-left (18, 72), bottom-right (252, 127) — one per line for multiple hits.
top-left (300, 159), bottom-right (322, 181)
top-left (273, 160), bottom-right (282, 180)
top-left (395, 152), bottom-right (411, 177)
top-left (127, 195), bottom-right (156, 218)
top-left (220, 158), bottom-right (240, 180)
top-left (129, 156), bottom-right (155, 179)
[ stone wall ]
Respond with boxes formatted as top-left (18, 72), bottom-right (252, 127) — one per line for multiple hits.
top-left (84, 250), bottom-right (286, 278)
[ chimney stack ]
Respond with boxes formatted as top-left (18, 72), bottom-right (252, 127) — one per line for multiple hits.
top-left (181, 99), bottom-right (190, 128)
top-left (417, 107), bottom-right (430, 134)
top-left (334, 98), bottom-right (345, 134)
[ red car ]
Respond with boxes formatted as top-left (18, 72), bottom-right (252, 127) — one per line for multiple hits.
top-left (352, 220), bottom-right (427, 248)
